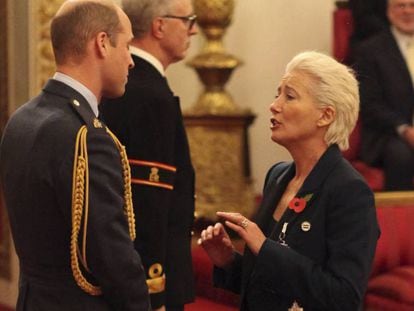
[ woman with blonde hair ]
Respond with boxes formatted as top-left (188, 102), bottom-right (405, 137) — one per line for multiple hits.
top-left (198, 51), bottom-right (379, 311)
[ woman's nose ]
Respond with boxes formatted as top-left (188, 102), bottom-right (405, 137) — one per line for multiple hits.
top-left (270, 98), bottom-right (281, 112)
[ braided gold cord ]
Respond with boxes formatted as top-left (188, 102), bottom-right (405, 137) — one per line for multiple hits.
top-left (106, 127), bottom-right (136, 241)
top-left (71, 126), bottom-right (101, 296)
top-left (82, 133), bottom-right (90, 271)
top-left (71, 125), bottom-right (137, 296)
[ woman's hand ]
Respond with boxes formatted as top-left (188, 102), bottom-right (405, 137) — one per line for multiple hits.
top-left (198, 222), bottom-right (236, 268)
top-left (216, 211), bottom-right (266, 256)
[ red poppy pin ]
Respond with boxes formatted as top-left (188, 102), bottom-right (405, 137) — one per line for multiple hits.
top-left (288, 194), bottom-right (313, 213)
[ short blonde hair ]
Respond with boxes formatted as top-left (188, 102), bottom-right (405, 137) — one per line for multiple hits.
top-left (285, 51), bottom-right (359, 150)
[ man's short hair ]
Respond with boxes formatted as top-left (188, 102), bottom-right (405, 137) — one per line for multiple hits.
top-left (122, 0), bottom-right (172, 39)
top-left (51, 1), bottom-right (121, 64)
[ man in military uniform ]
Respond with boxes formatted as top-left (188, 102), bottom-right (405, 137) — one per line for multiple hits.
top-left (100, 0), bottom-right (197, 310)
top-left (0, 1), bottom-right (150, 310)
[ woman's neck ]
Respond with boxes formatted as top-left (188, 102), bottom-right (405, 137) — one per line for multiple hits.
top-left (291, 144), bottom-right (327, 179)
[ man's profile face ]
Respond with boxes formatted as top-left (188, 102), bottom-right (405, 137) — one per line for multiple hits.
top-left (388, 0), bottom-right (414, 35)
top-left (102, 8), bottom-right (135, 98)
top-left (160, 0), bottom-right (198, 65)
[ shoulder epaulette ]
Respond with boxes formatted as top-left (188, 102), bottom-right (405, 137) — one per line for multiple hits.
top-left (69, 98), bottom-right (104, 131)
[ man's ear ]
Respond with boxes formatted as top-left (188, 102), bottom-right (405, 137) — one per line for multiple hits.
top-left (317, 106), bottom-right (336, 127)
top-left (152, 17), bottom-right (164, 39)
top-left (95, 32), bottom-right (110, 58)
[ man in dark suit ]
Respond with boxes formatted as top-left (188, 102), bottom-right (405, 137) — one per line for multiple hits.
top-left (354, 0), bottom-right (414, 190)
top-left (0, 1), bottom-right (150, 310)
top-left (100, 0), bottom-right (197, 310)
top-left (349, 0), bottom-right (388, 55)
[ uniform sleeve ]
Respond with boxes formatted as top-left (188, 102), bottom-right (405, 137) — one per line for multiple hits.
top-left (82, 128), bottom-right (151, 311)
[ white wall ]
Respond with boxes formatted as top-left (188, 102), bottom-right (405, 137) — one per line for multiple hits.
top-left (167, 0), bottom-right (335, 193)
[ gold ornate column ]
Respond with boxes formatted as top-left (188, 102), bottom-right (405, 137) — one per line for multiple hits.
top-left (29, 0), bottom-right (63, 96)
top-left (185, 0), bottom-right (256, 221)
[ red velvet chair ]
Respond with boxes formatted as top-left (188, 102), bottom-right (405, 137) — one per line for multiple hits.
top-left (333, 5), bottom-right (354, 64)
top-left (364, 205), bottom-right (414, 310)
top-left (342, 120), bottom-right (384, 191)
top-left (0, 304), bottom-right (13, 311)
top-left (186, 245), bottom-right (239, 311)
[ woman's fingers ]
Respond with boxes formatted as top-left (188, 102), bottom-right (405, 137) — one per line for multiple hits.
top-left (198, 223), bottom-right (226, 245)
top-left (217, 211), bottom-right (250, 233)
top-left (213, 222), bottom-right (224, 235)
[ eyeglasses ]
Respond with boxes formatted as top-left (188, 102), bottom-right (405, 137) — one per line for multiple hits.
top-left (162, 14), bottom-right (197, 30)
top-left (392, 2), bottom-right (414, 10)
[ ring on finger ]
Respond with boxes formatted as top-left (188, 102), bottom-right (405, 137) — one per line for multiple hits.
top-left (240, 218), bottom-right (249, 229)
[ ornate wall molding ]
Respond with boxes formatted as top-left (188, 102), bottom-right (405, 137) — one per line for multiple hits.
top-left (29, 0), bottom-right (63, 96)
top-left (184, 115), bottom-right (256, 221)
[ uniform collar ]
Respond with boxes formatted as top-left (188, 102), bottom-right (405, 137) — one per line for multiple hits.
top-left (53, 72), bottom-right (99, 117)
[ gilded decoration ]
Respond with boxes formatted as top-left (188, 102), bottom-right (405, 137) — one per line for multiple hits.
top-left (187, 124), bottom-right (255, 219)
top-left (184, 0), bottom-right (256, 221)
top-left (185, 0), bottom-right (256, 221)
top-left (184, 115), bottom-right (256, 221)
top-left (32, 0), bottom-right (63, 94)
top-left (187, 0), bottom-right (246, 115)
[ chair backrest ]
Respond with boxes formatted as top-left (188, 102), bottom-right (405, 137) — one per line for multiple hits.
top-left (192, 245), bottom-right (240, 307)
top-left (334, 7), bottom-right (360, 162)
top-left (370, 205), bottom-right (414, 277)
top-left (333, 7), bottom-right (354, 63)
